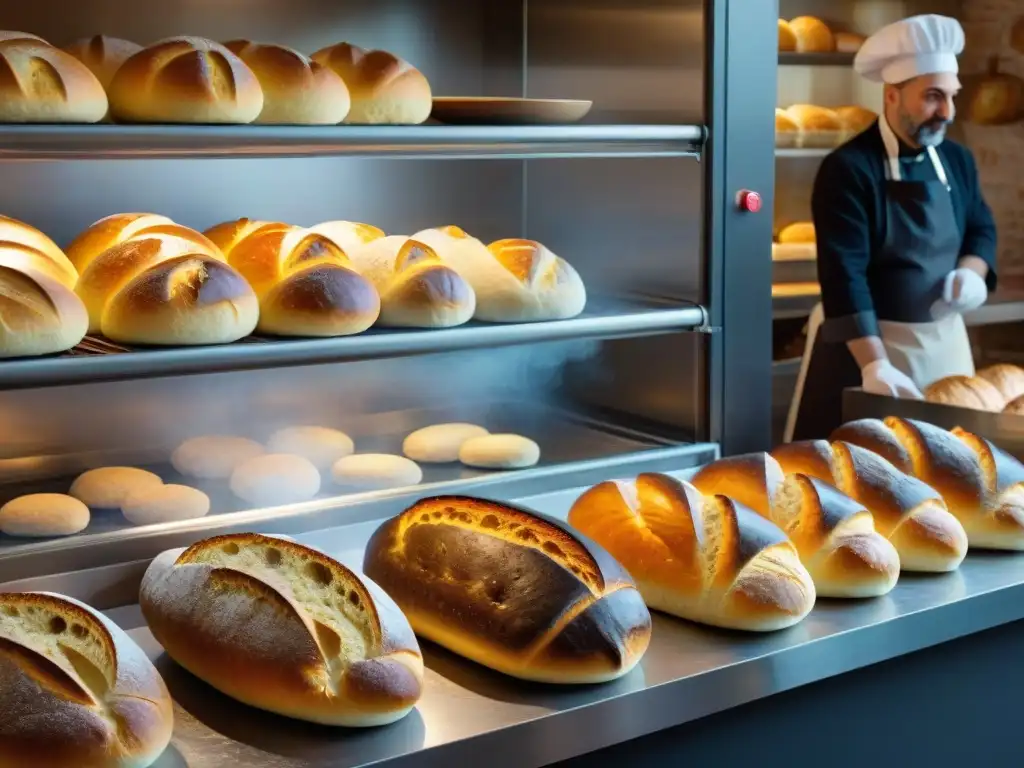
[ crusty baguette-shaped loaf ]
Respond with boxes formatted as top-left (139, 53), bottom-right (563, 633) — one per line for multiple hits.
top-left (108, 37), bottom-right (263, 124)
top-left (0, 40), bottom-right (107, 123)
top-left (977, 364), bottom-right (1024, 404)
top-left (223, 40), bottom-right (350, 124)
top-left (311, 42), bottom-right (431, 125)
top-left (350, 235), bottom-right (475, 328)
top-left (772, 440), bottom-right (967, 571)
top-left (140, 533), bottom-right (422, 726)
top-left (692, 454), bottom-right (899, 598)
top-left (225, 222), bottom-right (380, 336)
top-left (568, 474), bottom-right (815, 631)
top-left (924, 374), bottom-right (1006, 412)
top-left (0, 251), bottom-right (88, 358)
top-left (789, 16), bottom-right (835, 52)
top-left (832, 417), bottom-right (1024, 550)
top-left (62, 36), bottom-right (143, 90)
top-left (364, 496), bottom-right (652, 682)
top-left (0, 591), bottom-right (173, 767)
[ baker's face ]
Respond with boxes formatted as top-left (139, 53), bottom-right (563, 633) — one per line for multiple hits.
top-left (888, 72), bottom-right (961, 146)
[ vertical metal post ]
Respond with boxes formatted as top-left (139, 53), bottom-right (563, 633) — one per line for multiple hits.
top-left (704, 0), bottom-right (779, 454)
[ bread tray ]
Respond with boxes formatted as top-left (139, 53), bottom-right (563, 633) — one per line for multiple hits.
top-left (843, 388), bottom-right (1024, 458)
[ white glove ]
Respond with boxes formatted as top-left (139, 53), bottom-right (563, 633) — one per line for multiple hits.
top-left (861, 360), bottom-right (923, 399)
top-left (942, 268), bottom-right (988, 312)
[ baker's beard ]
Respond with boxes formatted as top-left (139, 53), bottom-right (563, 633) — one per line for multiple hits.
top-left (901, 111), bottom-right (950, 147)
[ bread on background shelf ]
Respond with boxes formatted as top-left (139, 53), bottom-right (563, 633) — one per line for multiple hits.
top-left (772, 440), bottom-right (967, 572)
top-left (832, 417), bottom-right (1024, 550)
top-left (0, 493), bottom-right (90, 537)
top-left (925, 374), bottom-right (1007, 412)
top-left (692, 454), bottom-right (899, 597)
top-left (364, 496), bottom-right (652, 682)
top-left (977, 363), bottom-right (1024, 405)
top-left (834, 31), bottom-right (867, 53)
top-left (775, 108), bottom-right (799, 148)
top-left (0, 591), bottom-right (174, 767)
top-left (834, 105), bottom-right (877, 141)
top-left (786, 16), bottom-right (835, 53)
top-left (782, 104), bottom-right (841, 148)
top-left (0, 38), bottom-right (107, 123)
top-left (568, 473), bottom-right (814, 630)
top-left (140, 533), bottom-right (424, 726)
top-left (62, 35), bottom-right (143, 90)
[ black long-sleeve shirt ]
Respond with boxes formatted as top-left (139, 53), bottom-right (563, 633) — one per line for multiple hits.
top-left (811, 120), bottom-right (997, 342)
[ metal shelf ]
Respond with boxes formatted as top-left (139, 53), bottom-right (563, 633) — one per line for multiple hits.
top-left (0, 301), bottom-right (707, 389)
top-left (775, 147), bottom-right (832, 159)
top-left (778, 52), bottom-right (855, 67)
top-left (0, 123), bottom-right (706, 161)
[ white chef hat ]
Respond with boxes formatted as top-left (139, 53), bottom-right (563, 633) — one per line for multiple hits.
top-left (854, 14), bottom-right (965, 84)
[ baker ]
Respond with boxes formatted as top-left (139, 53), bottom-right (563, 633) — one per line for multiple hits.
top-left (786, 14), bottom-right (997, 442)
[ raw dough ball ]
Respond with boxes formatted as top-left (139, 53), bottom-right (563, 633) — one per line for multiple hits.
top-left (121, 484), bottom-right (211, 525)
top-left (230, 453), bottom-right (321, 507)
top-left (266, 426), bottom-right (355, 470)
top-left (332, 454), bottom-right (423, 492)
top-left (402, 422), bottom-right (489, 463)
top-left (459, 434), bottom-right (540, 469)
top-left (0, 494), bottom-right (90, 537)
top-left (69, 467), bottom-right (164, 508)
top-left (172, 435), bottom-right (265, 480)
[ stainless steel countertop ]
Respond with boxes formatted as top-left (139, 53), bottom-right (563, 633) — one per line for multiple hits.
top-left (57, 474), bottom-right (1024, 768)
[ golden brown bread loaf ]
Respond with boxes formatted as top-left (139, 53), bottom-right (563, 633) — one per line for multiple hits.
top-left (778, 221), bottom-right (815, 244)
top-left (220, 220), bottom-right (380, 336)
top-left (311, 42), bottom-right (432, 125)
top-left (1006, 395), bottom-right (1024, 415)
top-left (785, 104), bottom-right (841, 148)
top-left (310, 220), bottom-right (386, 255)
top-left (835, 105), bottom-right (877, 141)
top-left (778, 20), bottom-right (797, 52)
top-left (140, 533), bottom-right (423, 726)
top-left (977, 364), bottom-right (1024, 404)
top-left (65, 213), bottom-right (185, 274)
top-left (788, 16), bottom-right (835, 52)
top-left (0, 31), bottom-right (49, 44)
top-left (62, 35), bottom-right (143, 90)
top-left (692, 454), bottom-right (899, 597)
top-left (0, 591), bottom-right (173, 767)
top-left (202, 216), bottom-right (269, 257)
top-left (0, 214), bottom-right (78, 289)
top-left (0, 40), bottom-right (107, 123)
top-left (775, 108), bottom-right (799, 147)
top-left (924, 374), bottom-right (1006, 412)
top-left (832, 417), bottom-right (1024, 550)
top-left (772, 440), bottom-right (967, 571)
top-left (834, 31), bottom-right (867, 53)
top-left (568, 474), bottom-right (814, 630)
top-left (108, 37), bottom-right (263, 124)
top-left (364, 496), bottom-right (652, 682)
top-left (223, 40), bottom-right (350, 124)
top-left (350, 235), bottom-right (476, 328)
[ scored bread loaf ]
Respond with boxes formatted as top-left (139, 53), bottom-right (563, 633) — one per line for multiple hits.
top-left (108, 37), bottom-right (263, 124)
top-left (223, 40), bottom-right (350, 124)
top-left (0, 591), bottom-right (173, 767)
top-left (62, 36), bottom-right (143, 90)
top-left (65, 213), bottom-right (180, 274)
top-left (692, 454), bottom-right (899, 598)
top-left (568, 474), bottom-right (815, 630)
top-left (0, 215), bottom-right (78, 288)
top-left (219, 220), bottom-right (380, 336)
top-left (788, 16), bottom-right (835, 52)
top-left (310, 220), bottom-right (386, 255)
top-left (311, 42), bottom-right (431, 125)
top-left (202, 217), bottom-right (269, 258)
top-left (364, 496), bottom-right (652, 682)
top-left (832, 417), bottom-right (1024, 550)
top-left (977, 364), bottom-right (1024, 404)
top-left (772, 440), bottom-right (967, 571)
top-left (0, 31), bottom-right (49, 44)
top-left (140, 533), bottom-right (422, 726)
top-left (0, 40), bottom-right (107, 123)
top-left (924, 374), bottom-right (1006, 412)
top-left (412, 227), bottom-right (586, 322)
top-left (350, 235), bottom-right (475, 328)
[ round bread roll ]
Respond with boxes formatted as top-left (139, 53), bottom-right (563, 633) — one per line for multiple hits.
top-left (69, 467), bottom-right (164, 509)
top-left (225, 222), bottom-right (380, 337)
top-left (108, 36), bottom-right (263, 124)
top-left (775, 108), bottom-right (799, 148)
top-left (778, 222), bottom-right (815, 244)
top-left (65, 213), bottom-right (180, 273)
top-left (925, 375), bottom-right (1006, 412)
top-left (121, 484), bottom-right (211, 526)
top-left (310, 220), bottom-right (386, 254)
top-left (0, 591), bottom-right (174, 767)
top-left (0, 31), bottom-right (49, 44)
top-left (1006, 395), bottom-right (1024, 415)
top-left (402, 423), bottom-right (489, 463)
top-left (350, 236), bottom-right (476, 328)
top-left (0, 40), bottom-right (107, 123)
top-left (0, 214), bottom-right (78, 289)
top-left (172, 435), bottom-right (264, 480)
top-left (834, 31), bottom-right (866, 53)
top-left (332, 454), bottom-right (423, 492)
top-left (835, 105), bottom-right (877, 141)
top-left (977, 364), bottom-right (1024, 404)
top-left (0, 493), bottom-right (90, 537)
top-left (459, 434), bottom-right (541, 469)
top-left (223, 40), bottom-right (350, 124)
top-left (230, 453), bottom-right (321, 507)
top-left (789, 16), bottom-right (835, 52)
top-left (778, 20), bottom-right (797, 52)
top-left (311, 42), bottom-right (432, 125)
top-left (266, 426), bottom-right (355, 470)
top-left (62, 35), bottom-right (143, 90)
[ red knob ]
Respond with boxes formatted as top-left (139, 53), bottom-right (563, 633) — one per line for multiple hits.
top-left (737, 190), bottom-right (762, 213)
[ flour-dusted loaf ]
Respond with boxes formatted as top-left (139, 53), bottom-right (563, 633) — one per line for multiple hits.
top-left (0, 40), bottom-right (107, 123)
top-left (772, 440), bottom-right (967, 571)
top-left (63, 35), bottom-right (143, 90)
top-left (121, 484), bottom-right (211, 526)
top-left (924, 374), bottom-right (1006, 412)
top-left (230, 453), bottom-right (321, 507)
top-left (568, 474), bottom-right (815, 631)
top-left (267, 426), bottom-right (354, 471)
top-left (65, 213), bottom-right (180, 274)
top-left (364, 496), bottom-right (652, 682)
top-left (140, 533), bottom-right (423, 726)
top-left (172, 435), bottom-right (265, 480)
top-left (0, 591), bottom-right (173, 767)
top-left (403, 423), bottom-right (489, 463)
top-left (69, 467), bottom-right (164, 509)
top-left (459, 433), bottom-right (540, 469)
top-left (0, 250), bottom-right (88, 359)
top-left (310, 220), bottom-right (386, 255)
top-left (0, 494), bottom-right (90, 537)
top-left (693, 453), bottom-right (899, 598)
top-left (833, 417), bottom-right (1024, 550)
top-left (0, 214), bottom-right (79, 289)
top-left (332, 454), bottom-right (423, 492)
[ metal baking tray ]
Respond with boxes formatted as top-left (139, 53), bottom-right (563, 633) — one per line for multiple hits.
top-left (843, 388), bottom-right (1024, 459)
top-left (5, 469), bottom-right (1024, 768)
top-left (0, 402), bottom-right (718, 582)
